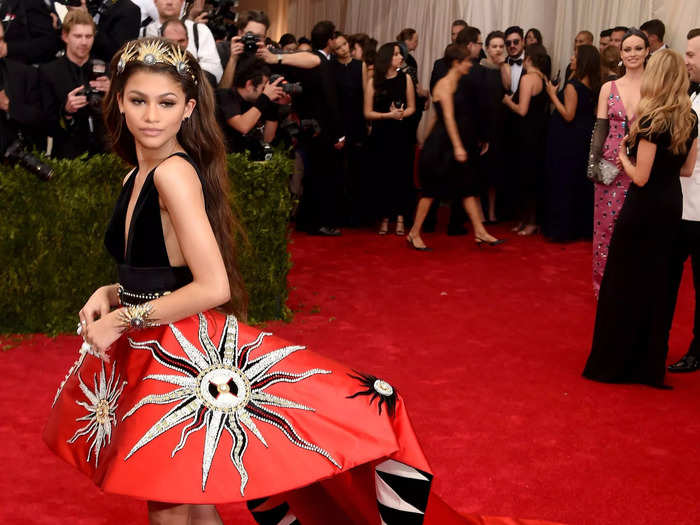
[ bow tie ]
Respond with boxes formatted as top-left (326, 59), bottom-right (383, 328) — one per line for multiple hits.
top-left (508, 57), bottom-right (523, 66)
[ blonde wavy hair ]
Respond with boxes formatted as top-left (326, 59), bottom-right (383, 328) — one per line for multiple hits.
top-left (629, 49), bottom-right (697, 155)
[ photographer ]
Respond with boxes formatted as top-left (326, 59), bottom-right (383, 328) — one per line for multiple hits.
top-left (160, 17), bottom-right (217, 86)
top-left (144, 0), bottom-right (222, 84)
top-left (66, 0), bottom-right (141, 64)
top-left (39, 10), bottom-right (109, 158)
top-left (0, 22), bottom-right (44, 157)
top-left (0, 0), bottom-right (61, 65)
top-left (215, 57), bottom-right (284, 155)
top-left (219, 10), bottom-right (320, 90)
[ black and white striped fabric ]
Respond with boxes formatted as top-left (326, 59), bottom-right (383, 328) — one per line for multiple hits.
top-left (247, 497), bottom-right (300, 525)
top-left (375, 459), bottom-right (434, 524)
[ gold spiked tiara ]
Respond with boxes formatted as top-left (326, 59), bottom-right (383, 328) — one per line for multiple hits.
top-left (117, 38), bottom-right (198, 85)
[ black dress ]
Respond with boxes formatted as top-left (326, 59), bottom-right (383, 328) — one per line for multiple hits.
top-left (419, 100), bottom-right (478, 200)
top-left (478, 61), bottom-right (508, 192)
top-left (512, 77), bottom-right (549, 224)
top-left (543, 79), bottom-right (596, 242)
top-left (369, 71), bottom-right (413, 219)
top-left (583, 113), bottom-right (699, 386)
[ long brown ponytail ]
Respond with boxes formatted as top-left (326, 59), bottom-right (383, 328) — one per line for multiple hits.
top-left (104, 38), bottom-right (248, 318)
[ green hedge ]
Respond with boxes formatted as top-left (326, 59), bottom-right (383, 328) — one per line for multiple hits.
top-left (0, 152), bottom-right (293, 334)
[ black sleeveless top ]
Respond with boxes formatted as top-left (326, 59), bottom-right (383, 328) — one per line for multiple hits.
top-left (104, 152), bottom-right (202, 295)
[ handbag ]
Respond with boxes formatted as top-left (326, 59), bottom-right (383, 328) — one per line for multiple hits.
top-left (587, 158), bottom-right (620, 186)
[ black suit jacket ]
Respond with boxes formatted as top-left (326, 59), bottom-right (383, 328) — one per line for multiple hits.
top-left (93, 0), bottom-right (141, 63)
top-left (2, 0), bottom-right (60, 64)
top-left (0, 59), bottom-right (44, 153)
top-left (430, 58), bottom-right (448, 92)
top-left (291, 51), bottom-right (343, 144)
top-left (39, 56), bottom-right (107, 158)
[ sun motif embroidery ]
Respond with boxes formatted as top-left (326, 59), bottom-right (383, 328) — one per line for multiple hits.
top-left (67, 361), bottom-right (126, 467)
top-left (347, 370), bottom-right (398, 416)
top-left (122, 314), bottom-right (340, 494)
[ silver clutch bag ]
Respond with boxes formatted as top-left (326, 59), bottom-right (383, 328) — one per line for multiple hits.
top-left (588, 158), bottom-right (619, 186)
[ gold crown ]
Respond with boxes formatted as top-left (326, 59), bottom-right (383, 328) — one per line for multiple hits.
top-left (117, 39), bottom-right (197, 84)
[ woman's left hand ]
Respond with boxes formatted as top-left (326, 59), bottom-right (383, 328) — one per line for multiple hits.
top-left (82, 309), bottom-right (124, 361)
top-left (502, 93), bottom-right (512, 106)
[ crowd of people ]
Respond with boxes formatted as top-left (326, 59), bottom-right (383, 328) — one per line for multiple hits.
top-left (2, 2), bottom-right (700, 386)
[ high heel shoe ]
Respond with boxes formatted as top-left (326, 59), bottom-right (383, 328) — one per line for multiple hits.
top-left (378, 219), bottom-right (389, 235)
top-left (406, 235), bottom-right (432, 251)
top-left (395, 218), bottom-right (405, 236)
top-left (475, 236), bottom-right (505, 247)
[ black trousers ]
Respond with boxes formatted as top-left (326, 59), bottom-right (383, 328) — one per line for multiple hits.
top-left (667, 219), bottom-right (700, 357)
top-left (296, 136), bottom-right (342, 232)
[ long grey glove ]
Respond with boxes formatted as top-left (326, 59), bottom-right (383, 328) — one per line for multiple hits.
top-left (587, 118), bottom-right (618, 185)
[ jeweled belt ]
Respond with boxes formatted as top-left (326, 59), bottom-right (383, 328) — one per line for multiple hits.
top-left (117, 285), bottom-right (171, 306)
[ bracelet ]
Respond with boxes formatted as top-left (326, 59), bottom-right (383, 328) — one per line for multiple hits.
top-left (118, 303), bottom-right (156, 331)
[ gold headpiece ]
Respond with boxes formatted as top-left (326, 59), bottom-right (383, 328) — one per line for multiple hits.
top-left (117, 39), bottom-right (197, 84)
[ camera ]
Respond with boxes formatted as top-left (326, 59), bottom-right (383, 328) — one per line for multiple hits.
top-left (241, 31), bottom-right (261, 54)
top-left (205, 0), bottom-right (239, 41)
top-left (269, 74), bottom-right (303, 96)
top-left (5, 135), bottom-right (55, 181)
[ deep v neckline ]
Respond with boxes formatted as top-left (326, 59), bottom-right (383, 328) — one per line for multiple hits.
top-left (612, 80), bottom-right (635, 121)
top-left (123, 167), bottom-right (155, 260)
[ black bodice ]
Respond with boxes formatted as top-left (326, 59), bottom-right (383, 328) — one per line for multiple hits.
top-left (104, 152), bottom-right (202, 294)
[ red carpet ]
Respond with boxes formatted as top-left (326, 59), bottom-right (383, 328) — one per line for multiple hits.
top-left (2, 225), bottom-right (700, 524)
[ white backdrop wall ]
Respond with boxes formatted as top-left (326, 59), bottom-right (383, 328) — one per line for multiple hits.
top-left (288, 0), bottom-right (700, 97)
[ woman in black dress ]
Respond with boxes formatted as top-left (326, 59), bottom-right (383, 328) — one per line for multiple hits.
top-left (543, 44), bottom-right (600, 242)
top-left (479, 31), bottom-right (509, 223)
top-left (332, 33), bottom-right (368, 225)
top-left (503, 44), bottom-right (551, 236)
top-left (364, 42), bottom-right (415, 235)
top-left (406, 44), bottom-right (501, 250)
top-left (583, 50), bottom-right (699, 388)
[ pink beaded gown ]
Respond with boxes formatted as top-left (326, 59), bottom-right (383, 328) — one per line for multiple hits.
top-left (592, 81), bottom-right (632, 297)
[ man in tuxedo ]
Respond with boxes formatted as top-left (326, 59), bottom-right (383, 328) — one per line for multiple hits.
top-left (641, 19), bottom-right (669, 55)
top-left (609, 26), bottom-right (628, 49)
top-left (599, 29), bottom-right (612, 52)
top-left (667, 28), bottom-right (700, 373)
top-left (294, 20), bottom-right (345, 236)
top-left (0, 22), bottom-right (44, 155)
top-left (504, 26), bottom-right (525, 94)
top-left (0, 0), bottom-right (60, 65)
top-left (429, 19), bottom-right (468, 91)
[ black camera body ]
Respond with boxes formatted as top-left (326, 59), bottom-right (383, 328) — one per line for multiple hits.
top-left (241, 31), bottom-right (261, 54)
top-left (205, 0), bottom-right (239, 40)
top-left (269, 74), bottom-right (303, 96)
top-left (5, 135), bottom-right (54, 181)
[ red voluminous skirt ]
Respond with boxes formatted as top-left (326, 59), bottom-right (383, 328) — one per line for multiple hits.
top-left (44, 310), bottom-right (563, 525)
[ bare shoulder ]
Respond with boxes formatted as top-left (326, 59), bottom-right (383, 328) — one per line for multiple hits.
top-left (153, 154), bottom-right (202, 196)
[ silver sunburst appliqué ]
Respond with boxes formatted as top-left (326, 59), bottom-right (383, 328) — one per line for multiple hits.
top-left (122, 313), bottom-right (340, 494)
top-left (67, 361), bottom-right (126, 467)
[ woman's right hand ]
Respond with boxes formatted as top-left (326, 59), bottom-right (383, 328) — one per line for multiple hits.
top-left (79, 286), bottom-right (113, 327)
top-left (388, 107), bottom-right (404, 120)
top-left (454, 146), bottom-right (467, 163)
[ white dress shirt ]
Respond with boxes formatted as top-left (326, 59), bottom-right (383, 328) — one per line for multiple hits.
top-left (681, 91), bottom-right (700, 221)
top-left (145, 19), bottom-right (223, 83)
top-left (130, 0), bottom-right (159, 24)
top-left (509, 52), bottom-right (525, 93)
